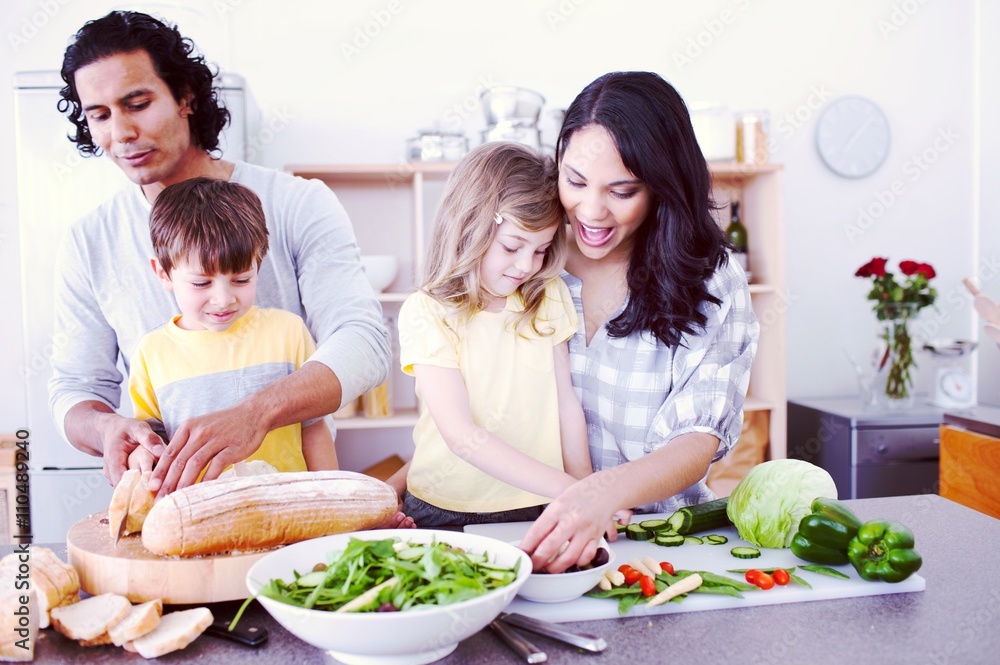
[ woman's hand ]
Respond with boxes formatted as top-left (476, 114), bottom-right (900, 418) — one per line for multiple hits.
top-left (519, 470), bottom-right (626, 573)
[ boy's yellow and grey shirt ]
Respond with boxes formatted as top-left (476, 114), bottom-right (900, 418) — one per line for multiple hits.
top-left (399, 279), bottom-right (578, 513)
top-left (127, 307), bottom-right (315, 473)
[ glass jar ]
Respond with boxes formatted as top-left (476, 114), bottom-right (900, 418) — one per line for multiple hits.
top-left (735, 110), bottom-right (770, 165)
top-left (362, 380), bottom-right (394, 418)
top-left (406, 130), bottom-right (468, 162)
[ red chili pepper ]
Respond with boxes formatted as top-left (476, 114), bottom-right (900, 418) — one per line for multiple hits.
top-left (638, 576), bottom-right (657, 597)
top-left (772, 569), bottom-right (790, 586)
top-left (659, 561), bottom-right (675, 575)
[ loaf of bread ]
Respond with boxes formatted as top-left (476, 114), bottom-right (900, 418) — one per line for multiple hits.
top-left (125, 471), bottom-right (156, 535)
top-left (141, 470), bottom-right (397, 556)
top-left (108, 469), bottom-right (140, 539)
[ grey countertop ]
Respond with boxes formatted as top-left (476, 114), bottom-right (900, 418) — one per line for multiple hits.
top-left (7, 494), bottom-right (999, 664)
top-left (944, 403), bottom-right (1000, 439)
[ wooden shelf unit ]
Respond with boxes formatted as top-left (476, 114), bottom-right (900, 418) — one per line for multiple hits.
top-left (289, 161), bottom-right (786, 472)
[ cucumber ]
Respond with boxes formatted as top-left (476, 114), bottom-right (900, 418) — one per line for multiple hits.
top-left (665, 497), bottom-right (732, 535)
top-left (682, 536), bottom-right (704, 546)
top-left (616, 522), bottom-right (628, 534)
top-left (705, 534), bottom-right (729, 545)
top-left (731, 546), bottom-right (761, 559)
top-left (625, 523), bottom-right (652, 541)
top-left (638, 519), bottom-right (671, 533)
top-left (655, 533), bottom-right (685, 547)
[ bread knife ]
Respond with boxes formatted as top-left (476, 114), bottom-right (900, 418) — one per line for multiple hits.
top-left (205, 619), bottom-right (268, 648)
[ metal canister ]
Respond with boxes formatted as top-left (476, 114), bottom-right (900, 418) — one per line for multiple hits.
top-left (735, 111), bottom-right (770, 165)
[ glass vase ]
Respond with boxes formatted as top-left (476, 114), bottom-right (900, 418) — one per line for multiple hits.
top-left (873, 302), bottom-right (921, 410)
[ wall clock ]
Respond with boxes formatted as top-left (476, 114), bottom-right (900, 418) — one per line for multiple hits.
top-left (815, 96), bottom-right (891, 178)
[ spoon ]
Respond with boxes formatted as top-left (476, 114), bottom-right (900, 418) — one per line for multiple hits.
top-left (963, 278), bottom-right (1000, 323)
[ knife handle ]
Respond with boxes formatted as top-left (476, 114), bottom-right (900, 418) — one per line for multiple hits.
top-left (500, 613), bottom-right (606, 653)
top-left (205, 619), bottom-right (268, 648)
top-left (490, 619), bottom-right (547, 663)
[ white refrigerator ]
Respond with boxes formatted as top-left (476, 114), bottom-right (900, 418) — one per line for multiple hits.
top-left (14, 70), bottom-right (250, 542)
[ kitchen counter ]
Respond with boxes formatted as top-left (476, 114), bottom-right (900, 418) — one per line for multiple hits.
top-left (6, 494), bottom-right (999, 664)
top-left (944, 403), bottom-right (1000, 438)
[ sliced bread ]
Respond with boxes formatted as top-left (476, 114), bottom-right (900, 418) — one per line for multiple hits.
top-left (108, 598), bottom-right (163, 647)
top-left (50, 593), bottom-right (131, 641)
top-left (109, 468), bottom-right (141, 539)
top-left (125, 471), bottom-right (156, 535)
top-left (128, 607), bottom-right (214, 659)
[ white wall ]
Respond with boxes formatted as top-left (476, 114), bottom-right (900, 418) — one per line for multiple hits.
top-left (0, 0), bottom-right (992, 436)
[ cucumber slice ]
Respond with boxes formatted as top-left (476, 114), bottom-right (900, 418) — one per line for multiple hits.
top-left (638, 519), bottom-right (670, 532)
top-left (705, 534), bottom-right (729, 545)
top-left (654, 533), bottom-right (684, 547)
top-left (730, 546), bottom-right (761, 559)
top-left (682, 536), bottom-right (704, 545)
top-left (626, 523), bottom-right (652, 541)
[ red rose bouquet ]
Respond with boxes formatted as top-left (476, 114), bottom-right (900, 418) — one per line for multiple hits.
top-left (855, 257), bottom-right (938, 402)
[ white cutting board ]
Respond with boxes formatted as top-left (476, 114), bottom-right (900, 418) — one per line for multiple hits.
top-left (466, 516), bottom-right (925, 623)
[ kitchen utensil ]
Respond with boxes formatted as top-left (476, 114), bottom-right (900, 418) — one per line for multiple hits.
top-left (205, 618), bottom-right (269, 648)
top-left (245, 529), bottom-right (531, 665)
top-left (466, 520), bottom-right (924, 623)
top-left (736, 110), bottom-right (770, 165)
top-left (480, 86), bottom-right (545, 126)
top-left (67, 510), bottom-right (271, 604)
top-left (499, 613), bottom-right (607, 652)
top-left (490, 618), bottom-right (547, 663)
top-left (923, 340), bottom-right (978, 409)
top-left (406, 130), bottom-right (468, 162)
top-left (963, 277), bottom-right (1000, 323)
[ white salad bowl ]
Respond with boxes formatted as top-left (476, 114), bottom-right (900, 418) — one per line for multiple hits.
top-left (246, 529), bottom-right (531, 665)
top-left (360, 255), bottom-right (399, 293)
top-left (515, 537), bottom-right (615, 603)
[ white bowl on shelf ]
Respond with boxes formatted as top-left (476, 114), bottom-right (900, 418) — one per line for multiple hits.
top-left (361, 255), bottom-right (399, 293)
top-left (246, 529), bottom-right (531, 665)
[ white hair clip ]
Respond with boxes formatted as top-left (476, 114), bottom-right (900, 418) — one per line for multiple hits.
top-left (493, 212), bottom-right (503, 225)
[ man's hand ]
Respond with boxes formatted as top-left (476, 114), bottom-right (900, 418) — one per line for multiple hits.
top-left (147, 402), bottom-right (266, 496)
top-left (98, 415), bottom-right (165, 486)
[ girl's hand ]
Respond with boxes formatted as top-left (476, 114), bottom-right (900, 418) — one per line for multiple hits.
top-left (520, 471), bottom-right (624, 573)
top-left (127, 445), bottom-right (157, 474)
top-left (606, 509), bottom-right (633, 542)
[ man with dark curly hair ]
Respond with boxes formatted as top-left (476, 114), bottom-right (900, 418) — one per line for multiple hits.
top-left (49, 11), bottom-right (392, 496)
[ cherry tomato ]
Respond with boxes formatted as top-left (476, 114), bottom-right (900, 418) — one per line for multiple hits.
top-left (638, 576), bottom-right (657, 597)
top-left (659, 561), bottom-right (675, 575)
top-left (753, 572), bottom-right (776, 590)
top-left (772, 569), bottom-right (790, 586)
top-left (619, 565), bottom-right (642, 586)
top-left (744, 569), bottom-right (763, 584)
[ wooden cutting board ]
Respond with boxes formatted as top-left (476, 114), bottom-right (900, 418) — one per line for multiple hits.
top-left (67, 510), bottom-right (272, 604)
top-left (466, 517), bottom-right (925, 622)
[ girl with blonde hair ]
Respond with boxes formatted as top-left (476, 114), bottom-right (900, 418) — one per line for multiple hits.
top-left (395, 141), bottom-right (601, 528)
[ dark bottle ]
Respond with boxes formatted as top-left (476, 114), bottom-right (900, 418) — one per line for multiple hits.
top-left (726, 201), bottom-right (749, 274)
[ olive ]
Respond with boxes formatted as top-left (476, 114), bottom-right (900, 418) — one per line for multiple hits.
top-left (591, 547), bottom-right (610, 567)
top-left (376, 602), bottom-right (398, 612)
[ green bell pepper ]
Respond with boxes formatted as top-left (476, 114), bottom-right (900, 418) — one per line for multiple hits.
top-left (789, 497), bottom-right (862, 565)
top-left (847, 520), bottom-right (923, 583)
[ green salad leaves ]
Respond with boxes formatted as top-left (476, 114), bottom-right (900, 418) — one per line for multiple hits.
top-left (247, 537), bottom-right (520, 616)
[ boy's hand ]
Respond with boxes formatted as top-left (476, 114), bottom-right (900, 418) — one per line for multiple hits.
top-left (127, 446), bottom-right (157, 474)
top-left (97, 414), bottom-right (166, 486)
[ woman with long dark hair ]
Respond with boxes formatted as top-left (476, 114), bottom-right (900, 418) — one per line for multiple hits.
top-left (521, 71), bottom-right (759, 572)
